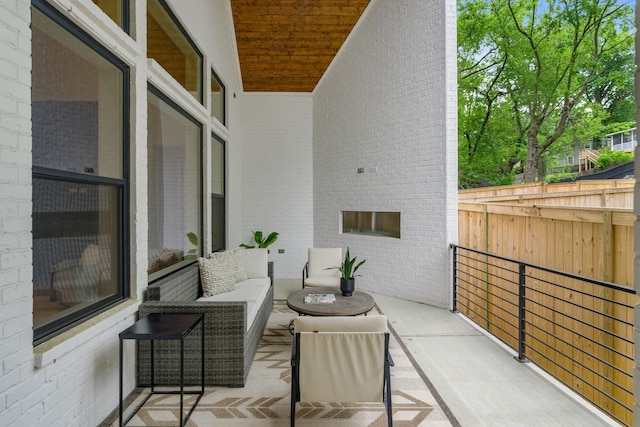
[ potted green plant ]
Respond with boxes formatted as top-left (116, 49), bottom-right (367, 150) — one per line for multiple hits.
top-left (239, 231), bottom-right (279, 253)
top-left (186, 232), bottom-right (198, 257)
top-left (330, 247), bottom-right (366, 296)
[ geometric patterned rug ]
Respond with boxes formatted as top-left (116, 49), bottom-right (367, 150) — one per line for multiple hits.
top-left (111, 301), bottom-right (455, 426)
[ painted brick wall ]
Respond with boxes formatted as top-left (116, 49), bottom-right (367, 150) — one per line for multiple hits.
top-left (313, 0), bottom-right (458, 306)
top-left (0, 0), bottom-right (37, 425)
top-left (240, 94), bottom-right (314, 278)
top-left (0, 0), bottom-right (243, 426)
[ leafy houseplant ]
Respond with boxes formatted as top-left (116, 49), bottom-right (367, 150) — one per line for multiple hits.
top-left (186, 232), bottom-right (198, 257)
top-left (330, 247), bottom-right (366, 296)
top-left (239, 231), bottom-right (279, 253)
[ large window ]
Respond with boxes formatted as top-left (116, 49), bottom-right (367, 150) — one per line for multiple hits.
top-left (147, 86), bottom-right (202, 277)
top-left (211, 134), bottom-right (226, 252)
top-left (147, 0), bottom-right (203, 103)
top-left (211, 69), bottom-right (226, 126)
top-left (92, 0), bottom-right (130, 32)
top-left (31, 0), bottom-right (129, 344)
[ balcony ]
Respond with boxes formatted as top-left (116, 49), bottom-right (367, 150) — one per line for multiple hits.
top-left (373, 257), bottom-right (632, 426)
top-left (373, 291), bottom-right (621, 426)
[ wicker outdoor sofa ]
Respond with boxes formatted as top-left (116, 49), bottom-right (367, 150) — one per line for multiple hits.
top-left (137, 249), bottom-right (274, 387)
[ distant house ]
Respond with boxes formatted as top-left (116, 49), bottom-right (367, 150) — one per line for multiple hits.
top-left (556, 127), bottom-right (637, 173)
top-left (602, 127), bottom-right (637, 152)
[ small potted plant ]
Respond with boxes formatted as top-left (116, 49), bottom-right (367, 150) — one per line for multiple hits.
top-left (239, 231), bottom-right (279, 253)
top-left (331, 247), bottom-right (366, 296)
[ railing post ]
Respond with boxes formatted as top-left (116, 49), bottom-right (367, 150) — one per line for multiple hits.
top-left (451, 245), bottom-right (458, 313)
top-left (515, 263), bottom-right (529, 363)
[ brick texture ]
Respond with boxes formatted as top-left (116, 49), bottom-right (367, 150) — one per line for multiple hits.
top-left (240, 94), bottom-right (314, 278)
top-left (1, 1), bottom-right (242, 426)
top-left (312, 0), bottom-right (458, 306)
top-left (1, 0), bottom-right (465, 425)
top-left (0, 0), bottom-right (35, 425)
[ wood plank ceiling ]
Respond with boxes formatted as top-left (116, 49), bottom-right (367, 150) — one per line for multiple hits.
top-left (230, 0), bottom-right (371, 92)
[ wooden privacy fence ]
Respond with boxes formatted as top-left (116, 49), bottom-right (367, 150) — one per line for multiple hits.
top-left (452, 246), bottom-right (636, 426)
top-left (458, 203), bottom-right (634, 287)
top-left (457, 190), bottom-right (637, 425)
top-left (459, 179), bottom-right (635, 202)
top-left (459, 187), bottom-right (633, 208)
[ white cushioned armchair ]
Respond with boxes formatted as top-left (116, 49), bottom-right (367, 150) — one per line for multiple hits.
top-left (302, 247), bottom-right (342, 288)
top-left (290, 315), bottom-right (394, 427)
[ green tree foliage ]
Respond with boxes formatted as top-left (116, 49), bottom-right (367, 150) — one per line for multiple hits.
top-left (595, 149), bottom-right (634, 169)
top-left (458, 0), bottom-right (635, 186)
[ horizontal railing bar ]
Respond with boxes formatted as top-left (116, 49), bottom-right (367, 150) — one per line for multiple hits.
top-left (451, 244), bottom-right (634, 426)
top-left (455, 252), bottom-right (521, 277)
top-left (455, 260), bottom-right (521, 290)
top-left (524, 286), bottom-right (635, 330)
top-left (525, 313), bottom-right (634, 368)
top-left (527, 337), bottom-right (633, 409)
top-left (523, 349), bottom-right (632, 427)
top-left (525, 320), bottom-right (633, 380)
top-left (452, 245), bottom-right (635, 294)
top-left (454, 270), bottom-right (519, 300)
top-left (525, 297), bottom-right (634, 346)
top-left (455, 281), bottom-right (519, 313)
top-left (525, 273), bottom-right (637, 310)
top-left (458, 308), bottom-right (519, 349)
top-left (454, 283), bottom-right (519, 322)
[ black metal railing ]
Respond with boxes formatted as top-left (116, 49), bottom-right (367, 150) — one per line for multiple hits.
top-left (451, 245), bottom-right (637, 426)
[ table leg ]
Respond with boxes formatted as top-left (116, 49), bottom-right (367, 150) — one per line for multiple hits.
top-left (180, 338), bottom-right (184, 426)
top-left (201, 320), bottom-right (205, 394)
top-left (119, 338), bottom-right (123, 427)
top-left (150, 340), bottom-right (155, 393)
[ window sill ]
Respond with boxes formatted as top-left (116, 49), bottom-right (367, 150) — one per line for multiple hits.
top-left (34, 299), bottom-right (139, 369)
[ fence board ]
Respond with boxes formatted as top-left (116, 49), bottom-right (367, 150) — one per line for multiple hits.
top-left (458, 203), bottom-right (634, 288)
top-left (452, 246), bottom-right (637, 426)
top-left (459, 179), bottom-right (635, 201)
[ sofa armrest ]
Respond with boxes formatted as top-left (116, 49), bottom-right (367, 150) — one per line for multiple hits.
top-left (137, 300), bottom-right (248, 386)
top-left (146, 263), bottom-right (200, 301)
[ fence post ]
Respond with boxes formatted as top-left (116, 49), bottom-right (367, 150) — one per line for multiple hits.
top-left (515, 262), bottom-right (529, 363)
top-left (451, 245), bottom-right (458, 313)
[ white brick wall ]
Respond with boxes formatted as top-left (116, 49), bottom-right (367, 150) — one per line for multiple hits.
top-left (313, 0), bottom-right (458, 306)
top-left (0, 1), bottom-right (36, 426)
top-left (1, 0), bottom-right (461, 423)
top-left (0, 1), bottom-right (244, 426)
top-left (240, 94), bottom-right (314, 278)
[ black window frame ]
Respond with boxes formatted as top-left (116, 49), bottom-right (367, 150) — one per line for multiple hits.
top-left (147, 83), bottom-right (204, 277)
top-left (92, 0), bottom-right (130, 33)
top-left (31, 0), bottom-right (130, 345)
top-left (147, 0), bottom-right (204, 104)
top-left (210, 133), bottom-right (226, 252)
top-left (211, 68), bottom-right (226, 126)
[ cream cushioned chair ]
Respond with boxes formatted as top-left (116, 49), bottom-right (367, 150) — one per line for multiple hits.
top-left (52, 244), bottom-right (110, 306)
top-left (302, 247), bottom-right (342, 288)
top-left (290, 315), bottom-right (393, 427)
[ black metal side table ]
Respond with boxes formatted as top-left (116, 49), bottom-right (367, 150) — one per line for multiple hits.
top-left (119, 313), bottom-right (204, 427)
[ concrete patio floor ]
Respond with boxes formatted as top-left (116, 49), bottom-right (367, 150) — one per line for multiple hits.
top-left (275, 279), bottom-right (618, 426)
top-left (371, 292), bottom-right (618, 427)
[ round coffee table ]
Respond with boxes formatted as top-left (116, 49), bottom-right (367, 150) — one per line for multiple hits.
top-left (287, 287), bottom-right (375, 333)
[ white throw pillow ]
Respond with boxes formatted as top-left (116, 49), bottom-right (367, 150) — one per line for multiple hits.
top-left (241, 248), bottom-right (268, 278)
top-left (227, 248), bottom-right (248, 282)
top-left (199, 254), bottom-right (236, 297)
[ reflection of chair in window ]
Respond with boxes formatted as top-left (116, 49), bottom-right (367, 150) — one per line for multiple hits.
top-left (302, 248), bottom-right (342, 288)
top-left (51, 244), bottom-right (111, 306)
top-left (290, 315), bottom-right (394, 427)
